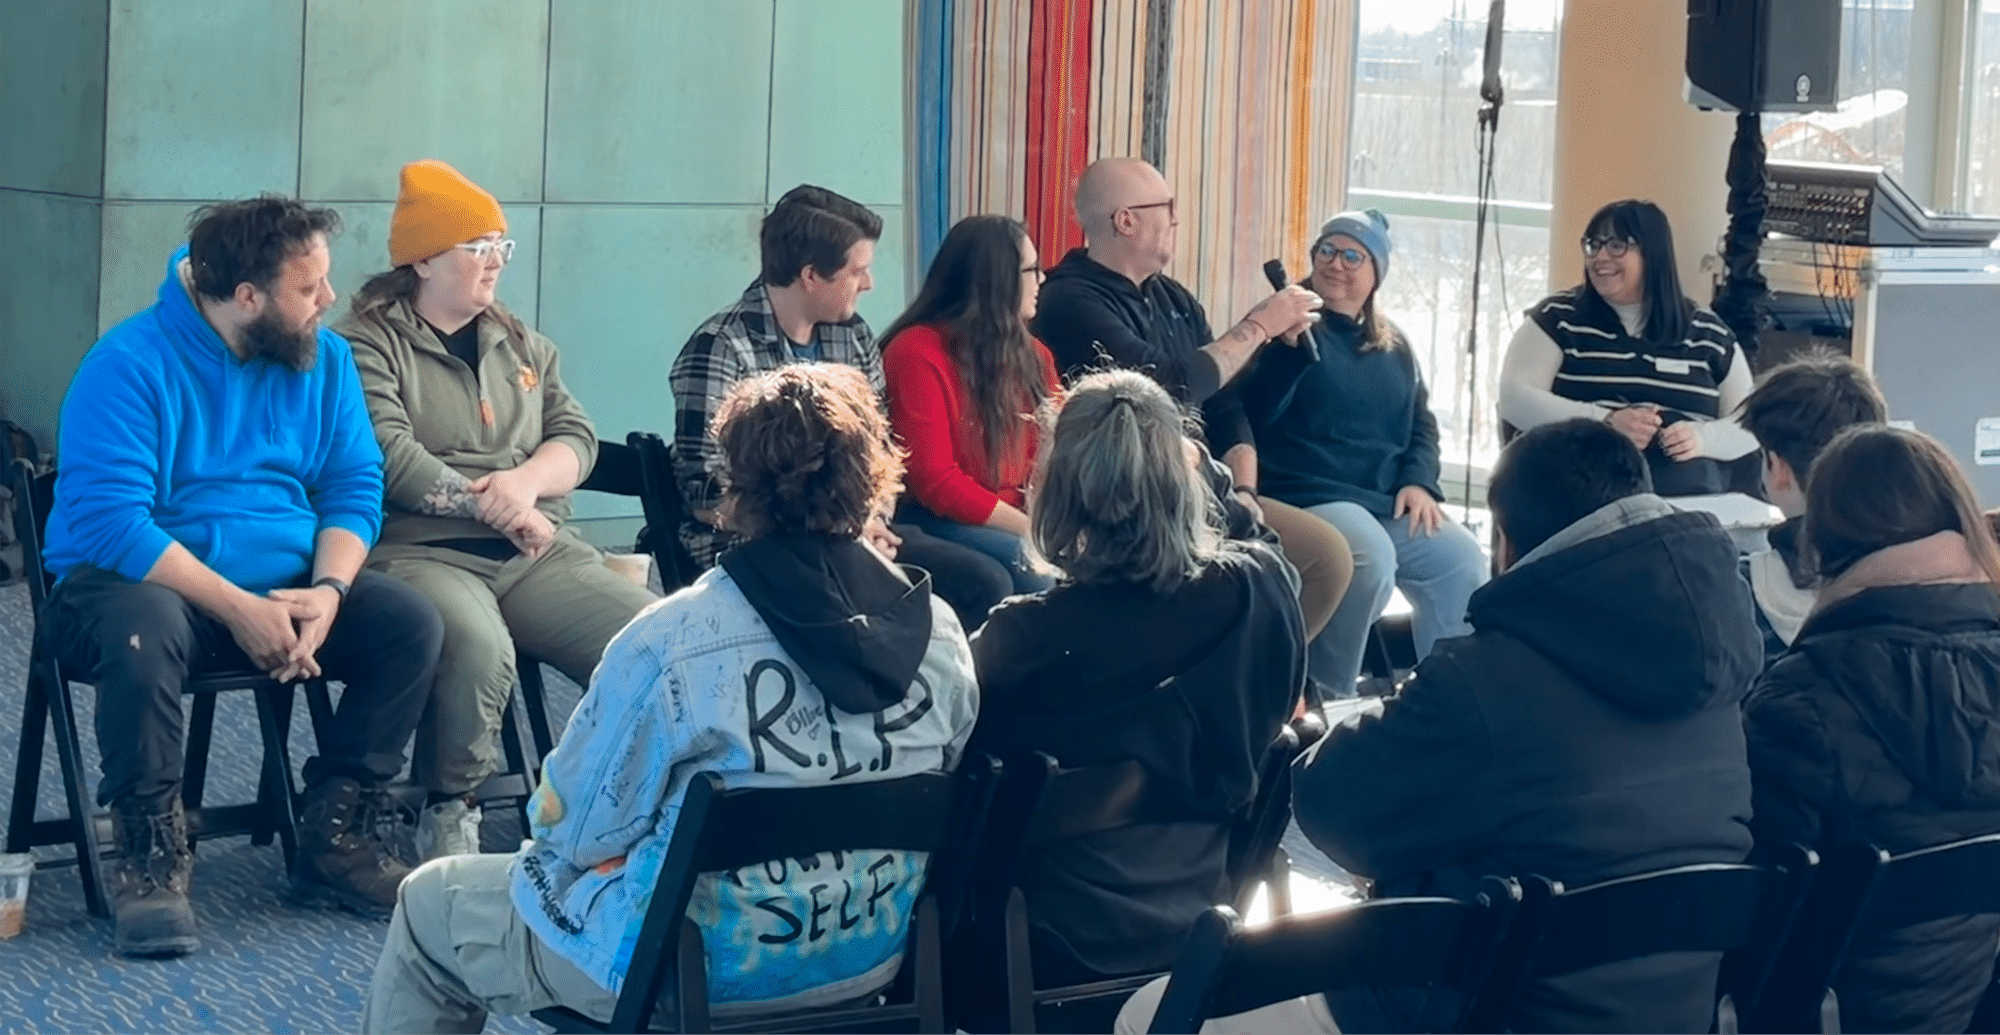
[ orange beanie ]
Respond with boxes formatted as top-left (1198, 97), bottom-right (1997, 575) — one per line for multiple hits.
top-left (388, 159), bottom-right (506, 267)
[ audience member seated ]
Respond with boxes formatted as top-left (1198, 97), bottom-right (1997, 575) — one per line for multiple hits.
top-left (1240, 210), bottom-right (1488, 693)
top-left (42, 197), bottom-right (438, 957)
top-left (880, 215), bottom-right (1061, 594)
top-left (1033, 157), bottom-right (1352, 662)
top-left (670, 184), bottom-right (1013, 628)
top-left (1500, 199), bottom-right (1758, 497)
top-left (363, 362), bottom-right (980, 1033)
top-left (968, 369), bottom-right (1306, 988)
top-left (1745, 425), bottom-right (2000, 1034)
top-left (1734, 351), bottom-right (1887, 664)
top-left (334, 160), bottom-right (656, 860)
top-left (1217, 419), bottom-right (1759, 1034)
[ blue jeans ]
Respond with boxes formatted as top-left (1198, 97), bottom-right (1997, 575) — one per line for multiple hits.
top-left (1304, 501), bottom-right (1489, 694)
top-left (901, 506), bottom-right (1053, 595)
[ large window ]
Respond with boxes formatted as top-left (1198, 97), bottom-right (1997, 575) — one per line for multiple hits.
top-left (1348, 0), bottom-right (1563, 483)
top-left (1763, 1), bottom-right (1916, 184)
top-left (1764, 0), bottom-right (2000, 214)
top-left (1972, 0), bottom-right (2000, 210)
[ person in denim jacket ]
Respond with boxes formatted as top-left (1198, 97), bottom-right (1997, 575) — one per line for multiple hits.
top-left (364, 363), bottom-right (979, 1033)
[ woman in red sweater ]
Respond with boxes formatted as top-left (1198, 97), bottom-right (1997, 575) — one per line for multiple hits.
top-left (882, 215), bottom-right (1061, 594)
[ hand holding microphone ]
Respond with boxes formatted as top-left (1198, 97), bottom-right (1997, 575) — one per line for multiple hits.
top-left (1260, 259), bottom-right (1321, 359)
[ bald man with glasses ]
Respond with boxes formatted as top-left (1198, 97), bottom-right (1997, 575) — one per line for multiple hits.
top-left (1034, 157), bottom-right (1354, 694)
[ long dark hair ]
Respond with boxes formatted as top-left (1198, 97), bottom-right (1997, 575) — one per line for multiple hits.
top-left (1804, 425), bottom-right (2000, 584)
top-left (879, 215), bottom-right (1049, 484)
top-left (1579, 199), bottom-right (1691, 347)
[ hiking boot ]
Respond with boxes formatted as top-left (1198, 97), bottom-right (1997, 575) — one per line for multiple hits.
top-left (109, 797), bottom-right (198, 958)
top-left (415, 795), bottom-right (482, 862)
top-left (291, 777), bottom-right (410, 920)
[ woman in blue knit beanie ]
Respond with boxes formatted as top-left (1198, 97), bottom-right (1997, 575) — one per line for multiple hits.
top-left (1236, 210), bottom-right (1489, 697)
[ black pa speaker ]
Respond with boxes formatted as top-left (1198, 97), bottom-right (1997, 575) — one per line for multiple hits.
top-left (1685, 0), bottom-right (1841, 113)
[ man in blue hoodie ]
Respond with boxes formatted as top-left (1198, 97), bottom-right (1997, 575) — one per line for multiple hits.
top-left (41, 196), bottom-right (440, 958)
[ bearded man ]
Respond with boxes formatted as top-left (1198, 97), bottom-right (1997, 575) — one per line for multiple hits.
top-left (40, 195), bottom-right (439, 957)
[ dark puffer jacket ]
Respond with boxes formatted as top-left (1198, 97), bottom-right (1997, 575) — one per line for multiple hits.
top-left (1747, 582), bottom-right (2000, 1034)
top-left (1296, 495), bottom-right (1760, 1033)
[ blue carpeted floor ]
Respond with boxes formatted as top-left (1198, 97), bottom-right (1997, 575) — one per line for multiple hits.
top-left (0, 581), bottom-right (568, 1034)
top-left (0, 579), bottom-right (1354, 1034)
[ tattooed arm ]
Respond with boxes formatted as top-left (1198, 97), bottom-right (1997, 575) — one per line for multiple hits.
top-left (418, 467), bottom-right (481, 519)
top-left (347, 323), bottom-right (493, 521)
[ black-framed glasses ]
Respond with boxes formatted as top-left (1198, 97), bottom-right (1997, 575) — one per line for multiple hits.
top-left (1313, 242), bottom-right (1368, 268)
top-left (1021, 263), bottom-right (1045, 280)
top-left (1581, 235), bottom-right (1635, 259)
top-left (1126, 198), bottom-right (1177, 218)
top-left (456, 238), bottom-right (516, 264)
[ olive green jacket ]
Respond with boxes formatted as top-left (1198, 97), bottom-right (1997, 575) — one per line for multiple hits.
top-left (334, 299), bottom-right (596, 546)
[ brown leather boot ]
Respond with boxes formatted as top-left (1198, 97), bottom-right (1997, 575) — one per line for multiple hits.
top-left (289, 776), bottom-right (410, 920)
top-left (109, 796), bottom-right (198, 958)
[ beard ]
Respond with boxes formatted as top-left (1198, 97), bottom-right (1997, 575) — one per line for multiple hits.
top-left (240, 306), bottom-right (320, 372)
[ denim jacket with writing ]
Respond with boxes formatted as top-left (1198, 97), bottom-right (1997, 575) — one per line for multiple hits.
top-left (509, 566), bottom-right (978, 1010)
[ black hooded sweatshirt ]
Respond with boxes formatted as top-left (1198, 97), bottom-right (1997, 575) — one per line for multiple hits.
top-left (968, 539), bottom-right (1306, 978)
top-left (1747, 582), bottom-right (2000, 1034)
top-left (1296, 498), bottom-right (1761, 1033)
top-left (719, 534), bottom-right (933, 714)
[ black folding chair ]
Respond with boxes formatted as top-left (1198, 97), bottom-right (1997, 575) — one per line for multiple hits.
top-left (628, 431), bottom-right (699, 593)
top-left (1147, 877), bottom-right (1521, 1034)
top-left (532, 761), bottom-right (997, 1034)
top-left (1751, 833), bottom-right (2000, 1034)
top-left (2, 459), bottom-right (320, 917)
top-left (960, 729), bottom-right (1304, 1034)
top-left (1230, 722), bottom-right (1308, 919)
top-left (1462, 843), bottom-right (1819, 1033)
top-left (1361, 613), bottom-right (1416, 690)
top-left (499, 434), bottom-right (687, 821)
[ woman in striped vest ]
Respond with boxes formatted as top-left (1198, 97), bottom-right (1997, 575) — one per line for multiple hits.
top-left (1499, 199), bottom-right (1758, 496)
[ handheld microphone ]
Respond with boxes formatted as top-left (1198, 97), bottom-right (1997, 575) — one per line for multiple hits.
top-left (1261, 259), bottom-right (1318, 361)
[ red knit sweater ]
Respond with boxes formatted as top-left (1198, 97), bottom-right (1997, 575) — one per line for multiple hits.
top-left (882, 324), bottom-right (1061, 525)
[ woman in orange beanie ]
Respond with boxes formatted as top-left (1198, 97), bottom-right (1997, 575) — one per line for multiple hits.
top-left (334, 160), bottom-right (656, 861)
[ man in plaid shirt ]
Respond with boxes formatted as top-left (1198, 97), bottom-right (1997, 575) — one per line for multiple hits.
top-left (670, 185), bottom-right (1012, 627)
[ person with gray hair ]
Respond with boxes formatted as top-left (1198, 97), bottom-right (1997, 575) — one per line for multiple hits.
top-left (964, 369), bottom-right (1307, 999)
top-left (1239, 209), bottom-right (1489, 695)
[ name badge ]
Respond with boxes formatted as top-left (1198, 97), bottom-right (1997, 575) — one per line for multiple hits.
top-left (1650, 356), bottom-right (1694, 376)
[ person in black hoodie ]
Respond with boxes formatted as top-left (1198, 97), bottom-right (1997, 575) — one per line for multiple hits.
top-left (1241, 210), bottom-right (1490, 695)
top-left (1277, 418), bottom-right (1760, 1034)
top-left (968, 369), bottom-right (1307, 989)
top-left (1746, 425), bottom-right (2000, 1034)
top-left (1031, 157), bottom-right (1352, 661)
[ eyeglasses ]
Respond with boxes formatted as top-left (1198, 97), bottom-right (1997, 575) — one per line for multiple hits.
top-left (1313, 242), bottom-right (1368, 269)
top-left (1581, 235), bottom-right (1635, 259)
top-left (1126, 198), bottom-right (1177, 219)
top-left (1021, 263), bottom-right (1045, 280)
top-left (455, 238), bottom-right (516, 264)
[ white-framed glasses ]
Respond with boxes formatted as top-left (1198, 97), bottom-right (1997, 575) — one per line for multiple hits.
top-left (455, 238), bottom-right (516, 264)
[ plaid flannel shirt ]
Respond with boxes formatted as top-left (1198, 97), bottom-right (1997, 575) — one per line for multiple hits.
top-left (669, 280), bottom-right (884, 569)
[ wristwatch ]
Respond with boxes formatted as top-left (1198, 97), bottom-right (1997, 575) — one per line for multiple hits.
top-left (311, 575), bottom-right (351, 601)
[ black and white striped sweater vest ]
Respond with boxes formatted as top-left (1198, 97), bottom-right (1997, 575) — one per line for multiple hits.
top-left (1528, 289), bottom-right (1737, 419)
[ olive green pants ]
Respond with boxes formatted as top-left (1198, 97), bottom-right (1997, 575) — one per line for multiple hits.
top-left (370, 529), bottom-right (657, 796)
